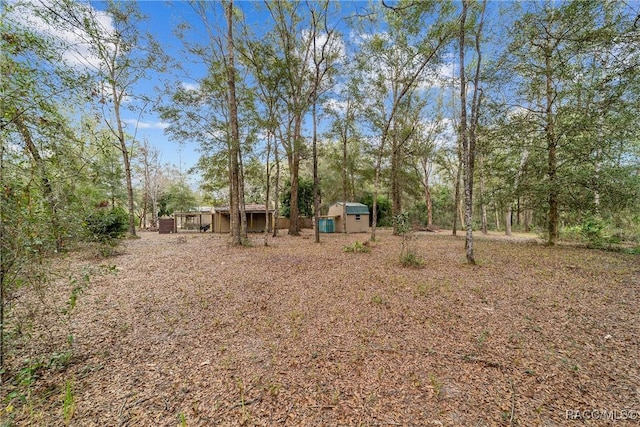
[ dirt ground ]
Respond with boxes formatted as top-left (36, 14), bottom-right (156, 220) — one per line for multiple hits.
top-left (2, 229), bottom-right (639, 426)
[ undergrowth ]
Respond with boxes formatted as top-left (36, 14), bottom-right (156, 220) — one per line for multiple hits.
top-left (343, 241), bottom-right (371, 253)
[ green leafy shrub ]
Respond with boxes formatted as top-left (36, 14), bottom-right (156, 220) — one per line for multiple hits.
top-left (84, 207), bottom-right (128, 256)
top-left (400, 251), bottom-right (425, 268)
top-left (85, 207), bottom-right (128, 242)
top-left (560, 225), bottom-right (583, 242)
top-left (580, 215), bottom-right (605, 246)
top-left (343, 240), bottom-right (371, 253)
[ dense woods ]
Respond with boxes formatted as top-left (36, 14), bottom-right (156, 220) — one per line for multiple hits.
top-left (1, 0), bottom-right (639, 423)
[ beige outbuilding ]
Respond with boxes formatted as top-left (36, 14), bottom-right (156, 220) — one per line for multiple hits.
top-left (212, 204), bottom-right (274, 233)
top-left (327, 202), bottom-right (370, 233)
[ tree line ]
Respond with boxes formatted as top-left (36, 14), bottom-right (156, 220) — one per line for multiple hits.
top-left (2, 0), bottom-right (638, 245)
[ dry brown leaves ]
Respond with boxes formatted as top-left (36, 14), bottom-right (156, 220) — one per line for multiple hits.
top-left (2, 229), bottom-right (639, 426)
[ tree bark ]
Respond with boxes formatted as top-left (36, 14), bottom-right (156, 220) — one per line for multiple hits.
top-left (288, 116), bottom-right (302, 236)
top-left (545, 45), bottom-right (558, 245)
top-left (342, 101), bottom-right (349, 234)
top-left (110, 79), bottom-right (137, 238)
top-left (264, 132), bottom-right (271, 235)
top-left (452, 148), bottom-right (462, 236)
top-left (391, 119), bottom-right (402, 234)
top-left (272, 139), bottom-right (281, 238)
top-left (312, 96), bottom-right (320, 243)
top-left (226, 0), bottom-right (242, 245)
top-left (459, 0), bottom-right (475, 263)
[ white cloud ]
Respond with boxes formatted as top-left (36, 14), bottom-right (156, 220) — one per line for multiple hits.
top-left (300, 29), bottom-right (346, 71)
top-left (9, 0), bottom-right (115, 70)
top-left (123, 119), bottom-right (169, 130)
top-left (180, 82), bottom-right (200, 92)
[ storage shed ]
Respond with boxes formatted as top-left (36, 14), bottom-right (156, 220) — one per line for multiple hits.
top-left (212, 204), bottom-right (274, 233)
top-left (327, 202), bottom-right (370, 233)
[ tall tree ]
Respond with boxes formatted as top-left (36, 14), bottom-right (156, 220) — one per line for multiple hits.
top-left (308, 1), bottom-right (340, 243)
top-left (39, 0), bottom-right (164, 237)
top-left (162, 0), bottom-right (259, 244)
top-left (225, 0), bottom-right (245, 245)
top-left (355, 0), bottom-right (454, 240)
top-left (263, 1), bottom-right (319, 236)
top-left (458, 0), bottom-right (486, 264)
top-left (501, 0), bottom-right (638, 244)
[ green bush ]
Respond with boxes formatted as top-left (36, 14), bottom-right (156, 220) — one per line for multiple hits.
top-left (343, 240), bottom-right (371, 253)
top-left (580, 216), bottom-right (604, 242)
top-left (400, 251), bottom-right (425, 268)
top-left (85, 207), bottom-right (128, 244)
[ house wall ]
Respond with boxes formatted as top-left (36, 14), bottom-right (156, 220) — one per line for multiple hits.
top-left (246, 212), bottom-right (273, 232)
top-left (213, 212), bottom-right (231, 233)
top-left (327, 205), bottom-right (344, 232)
top-left (213, 212), bottom-right (274, 233)
top-left (345, 214), bottom-right (369, 233)
top-left (327, 204), bottom-right (369, 233)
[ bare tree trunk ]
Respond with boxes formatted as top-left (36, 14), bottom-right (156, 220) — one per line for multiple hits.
top-left (370, 142), bottom-right (385, 242)
top-left (524, 208), bottom-right (532, 232)
top-left (545, 44), bottom-right (558, 245)
top-left (459, 0), bottom-right (474, 263)
top-left (312, 96), bottom-right (320, 243)
top-left (479, 151), bottom-right (488, 234)
top-left (342, 101), bottom-right (350, 234)
top-left (288, 115), bottom-right (302, 236)
top-left (452, 150), bottom-right (462, 236)
top-left (391, 120), bottom-right (402, 235)
top-left (505, 205), bottom-right (512, 236)
top-left (238, 145), bottom-right (247, 241)
top-left (460, 0), bottom-right (485, 264)
top-left (272, 139), bottom-right (281, 238)
top-left (264, 132), bottom-right (271, 235)
top-left (109, 80), bottom-right (137, 238)
top-left (425, 184), bottom-right (433, 228)
top-left (226, 0), bottom-right (241, 246)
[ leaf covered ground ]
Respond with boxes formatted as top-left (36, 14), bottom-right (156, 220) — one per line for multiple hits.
top-left (2, 229), bottom-right (639, 426)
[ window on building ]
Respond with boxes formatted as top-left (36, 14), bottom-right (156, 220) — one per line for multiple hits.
top-left (355, 214), bottom-right (361, 221)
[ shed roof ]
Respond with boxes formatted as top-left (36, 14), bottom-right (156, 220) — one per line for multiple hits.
top-left (334, 202), bottom-right (370, 215)
top-left (214, 204), bottom-right (273, 214)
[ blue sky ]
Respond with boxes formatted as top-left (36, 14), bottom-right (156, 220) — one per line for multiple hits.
top-left (99, 1), bottom-right (375, 184)
top-left (10, 0), bottom-right (514, 187)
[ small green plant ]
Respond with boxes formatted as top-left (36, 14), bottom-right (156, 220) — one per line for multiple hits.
top-left (429, 373), bottom-right (442, 399)
top-left (415, 282), bottom-right (431, 297)
top-left (16, 359), bottom-right (45, 387)
top-left (476, 329), bottom-right (490, 347)
top-left (62, 379), bottom-right (76, 425)
top-left (343, 240), bottom-right (371, 253)
top-left (178, 412), bottom-right (187, 427)
top-left (371, 294), bottom-right (384, 305)
top-left (268, 382), bottom-right (281, 397)
top-left (400, 251), bottom-right (425, 268)
top-left (49, 351), bottom-right (73, 371)
top-left (394, 212), bottom-right (425, 268)
top-left (581, 215), bottom-right (605, 248)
